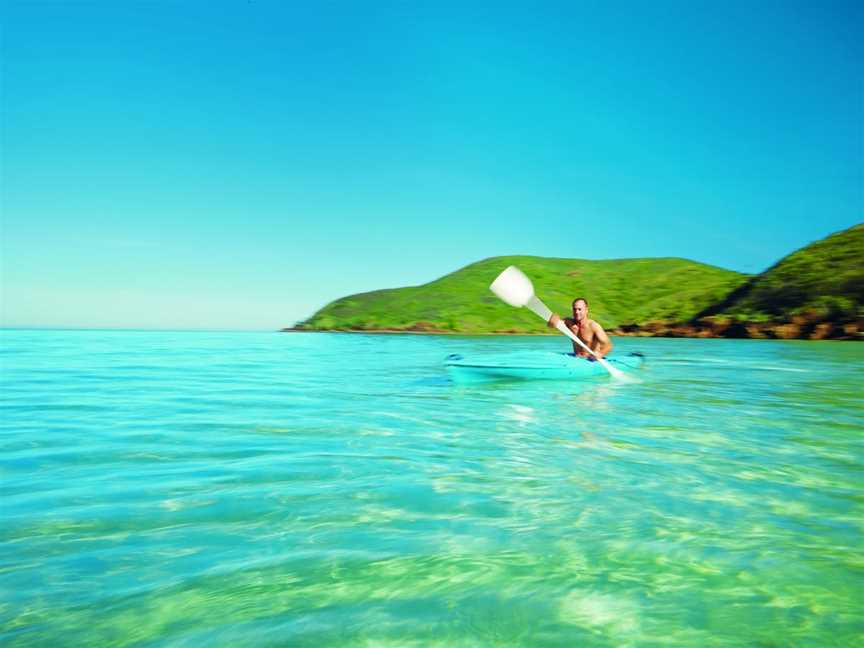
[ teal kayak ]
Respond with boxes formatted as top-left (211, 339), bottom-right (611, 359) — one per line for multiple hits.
top-left (445, 351), bottom-right (645, 384)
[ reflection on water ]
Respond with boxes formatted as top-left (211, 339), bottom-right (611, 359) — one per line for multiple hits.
top-left (1, 331), bottom-right (862, 646)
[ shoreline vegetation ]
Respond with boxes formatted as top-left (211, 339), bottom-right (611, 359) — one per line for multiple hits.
top-left (287, 224), bottom-right (863, 341)
top-left (281, 314), bottom-right (862, 341)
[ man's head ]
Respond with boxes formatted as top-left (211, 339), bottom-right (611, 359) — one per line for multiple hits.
top-left (572, 297), bottom-right (589, 322)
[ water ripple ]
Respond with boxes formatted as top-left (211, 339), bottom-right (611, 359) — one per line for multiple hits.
top-left (1, 331), bottom-right (862, 646)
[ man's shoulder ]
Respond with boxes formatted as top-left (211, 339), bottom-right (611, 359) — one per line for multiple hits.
top-left (589, 318), bottom-right (607, 331)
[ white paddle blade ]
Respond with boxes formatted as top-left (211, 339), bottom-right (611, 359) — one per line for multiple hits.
top-left (489, 266), bottom-right (535, 307)
top-left (597, 357), bottom-right (625, 379)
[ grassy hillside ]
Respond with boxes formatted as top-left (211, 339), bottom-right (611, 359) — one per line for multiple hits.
top-left (295, 256), bottom-right (749, 334)
top-left (697, 223), bottom-right (864, 322)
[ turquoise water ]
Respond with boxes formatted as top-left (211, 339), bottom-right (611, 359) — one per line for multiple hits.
top-left (1, 330), bottom-right (862, 646)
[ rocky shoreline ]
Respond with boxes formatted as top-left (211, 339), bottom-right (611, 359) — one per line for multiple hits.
top-left (284, 314), bottom-right (862, 340)
top-left (611, 316), bottom-right (862, 340)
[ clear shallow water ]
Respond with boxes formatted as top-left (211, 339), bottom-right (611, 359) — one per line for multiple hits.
top-left (1, 330), bottom-right (861, 647)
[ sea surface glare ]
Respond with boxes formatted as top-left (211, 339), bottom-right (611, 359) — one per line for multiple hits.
top-left (1, 330), bottom-right (862, 646)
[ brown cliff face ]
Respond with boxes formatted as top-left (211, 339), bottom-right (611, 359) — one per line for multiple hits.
top-left (611, 313), bottom-right (862, 341)
top-left (285, 314), bottom-right (862, 339)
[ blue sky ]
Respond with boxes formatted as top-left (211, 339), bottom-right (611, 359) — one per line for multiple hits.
top-left (2, 0), bottom-right (861, 330)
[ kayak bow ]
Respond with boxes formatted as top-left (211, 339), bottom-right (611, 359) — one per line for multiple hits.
top-left (445, 351), bottom-right (645, 384)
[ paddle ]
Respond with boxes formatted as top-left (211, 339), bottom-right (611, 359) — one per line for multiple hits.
top-left (489, 265), bottom-right (625, 379)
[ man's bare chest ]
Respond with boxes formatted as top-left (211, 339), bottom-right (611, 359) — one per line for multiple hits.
top-left (568, 319), bottom-right (595, 342)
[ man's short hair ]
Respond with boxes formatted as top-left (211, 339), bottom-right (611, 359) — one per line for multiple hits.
top-left (572, 297), bottom-right (588, 309)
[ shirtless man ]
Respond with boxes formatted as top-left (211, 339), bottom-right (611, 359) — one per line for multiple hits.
top-left (548, 297), bottom-right (613, 360)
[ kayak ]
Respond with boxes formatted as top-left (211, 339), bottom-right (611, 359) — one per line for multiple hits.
top-left (445, 351), bottom-right (645, 384)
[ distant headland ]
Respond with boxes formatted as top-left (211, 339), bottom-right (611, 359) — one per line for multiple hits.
top-left (285, 224), bottom-right (863, 341)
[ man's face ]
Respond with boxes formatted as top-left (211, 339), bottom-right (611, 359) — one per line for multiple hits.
top-left (572, 300), bottom-right (588, 321)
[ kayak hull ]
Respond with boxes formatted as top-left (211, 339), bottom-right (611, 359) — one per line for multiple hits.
top-left (445, 351), bottom-right (645, 384)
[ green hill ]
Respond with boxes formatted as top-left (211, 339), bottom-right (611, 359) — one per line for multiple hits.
top-left (696, 223), bottom-right (864, 323)
top-left (294, 256), bottom-right (749, 334)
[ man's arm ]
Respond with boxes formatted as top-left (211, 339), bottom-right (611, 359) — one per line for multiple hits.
top-left (592, 321), bottom-right (613, 358)
top-left (548, 314), bottom-right (577, 329)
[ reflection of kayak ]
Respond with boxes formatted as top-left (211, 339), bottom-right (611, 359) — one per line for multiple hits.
top-left (445, 351), bottom-right (645, 384)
